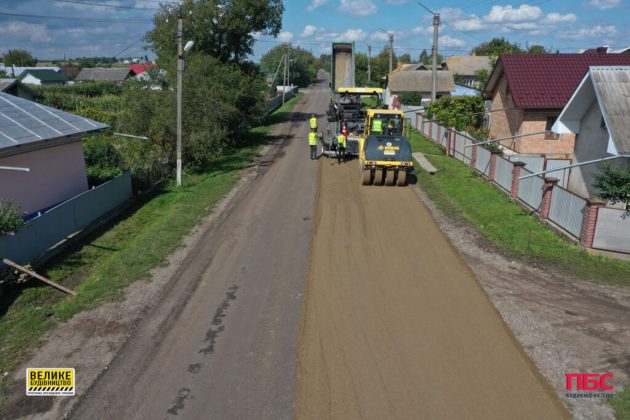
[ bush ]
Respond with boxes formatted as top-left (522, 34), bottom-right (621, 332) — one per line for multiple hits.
top-left (0, 199), bottom-right (24, 235)
top-left (398, 92), bottom-right (423, 106)
top-left (594, 163), bottom-right (630, 209)
top-left (83, 138), bottom-right (123, 185)
top-left (426, 95), bottom-right (485, 131)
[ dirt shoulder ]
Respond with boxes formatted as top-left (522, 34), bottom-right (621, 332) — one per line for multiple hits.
top-left (411, 184), bottom-right (630, 420)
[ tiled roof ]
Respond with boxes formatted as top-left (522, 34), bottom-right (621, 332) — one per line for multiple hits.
top-left (0, 92), bottom-right (108, 152)
top-left (485, 54), bottom-right (630, 109)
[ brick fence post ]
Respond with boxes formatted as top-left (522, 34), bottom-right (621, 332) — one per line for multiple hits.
top-left (579, 198), bottom-right (604, 248)
top-left (415, 113), bottom-right (419, 130)
top-left (510, 161), bottom-right (526, 198)
top-left (471, 144), bottom-right (478, 169)
top-left (488, 152), bottom-right (499, 181)
top-left (539, 177), bottom-right (559, 219)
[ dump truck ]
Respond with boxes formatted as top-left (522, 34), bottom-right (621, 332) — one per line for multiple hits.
top-left (359, 109), bottom-right (414, 186)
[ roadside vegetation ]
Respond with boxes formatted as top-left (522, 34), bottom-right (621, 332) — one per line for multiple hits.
top-left (611, 388), bottom-right (630, 420)
top-left (409, 129), bottom-right (630, 286)
top-left (0, 93), bottom-right (303, 409)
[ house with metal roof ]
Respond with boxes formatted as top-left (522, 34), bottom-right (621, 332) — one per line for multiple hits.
top-left (483, 54), bottom-right (630, 159)
top-left (442, 56), bottom-right (492, 88)
top-left (74, 67), bottom-right (135, 84)
top-left (19, 69), bottom-right (68, 86)
top-left (387, 70), bottom-right (454, 100)
top-left (552, 66), bottom-right (630, 199)
top-left (0, 92), bottom-right (108, 215)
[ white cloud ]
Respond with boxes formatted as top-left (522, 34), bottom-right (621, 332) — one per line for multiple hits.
top-left (386, 0), bottom-right (407, 4)
top-left (411, 26), bottom-right (434, 35)
top-left (277, 31), bottom-right (294, 42)
top-left (339, 0), bottom-right (377, 16)
top-left (486, 4), bottom-right (543, 23)
top-left (0, 21), bottom-right (52, 44)
top-left (453, 17), bottom-right (486, 32)
top-left (438, 35), bottom-right (466, 48)
top-left (586, 0), bottom-right (623, 9)
top-left (340, 28), bottom-right (368, 41)
top-left (301, 25), bottom-right (318, 38)
top-left (307, 0), bottom-right (327, 11)
top-left (557, 25), bottom-right (618, 40)
top-left (543, 13), bottom-right (578, 24)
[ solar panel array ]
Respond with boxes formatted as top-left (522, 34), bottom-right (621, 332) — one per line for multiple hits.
top-left (0, 92), bottom-right (108, 150)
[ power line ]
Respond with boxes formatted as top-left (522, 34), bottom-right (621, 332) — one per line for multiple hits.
top-left (54, 0), bottom-right (158, 10)
top-left (0, 11), bottom-right (153, 23)
top-left (114, 35), bottom-right (147, 57)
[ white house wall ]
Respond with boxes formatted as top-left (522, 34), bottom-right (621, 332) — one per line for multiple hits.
top-left (0, 141), bottom-right (88, 215)
top-left (568, 99), bottom-right (618, 198)
top-left (20, 74), bottom-right (42, 85)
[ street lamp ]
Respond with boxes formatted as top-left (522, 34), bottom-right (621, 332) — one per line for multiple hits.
top-left (176, 16), bottom-right (194, 187)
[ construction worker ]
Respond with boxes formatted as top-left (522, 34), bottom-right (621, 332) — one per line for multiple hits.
top-left (310, 114), bottom-right (317, 132)
top-left (309, 131), bottom-right (318, 160)
top-left (336, 132), bottom-right (346, 164)
top-left (373, 117), bottom-right (383, 134)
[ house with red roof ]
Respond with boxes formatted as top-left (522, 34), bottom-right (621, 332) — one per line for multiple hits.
top-left (483, 54), bottom-right (630, 158)
top-left (128, 63), bottom-right (154, 76)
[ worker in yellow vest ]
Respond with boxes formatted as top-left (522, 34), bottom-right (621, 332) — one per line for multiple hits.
top-left (336, 132), bottom-right (347, 164)
top-left (309, 131), bottom-right (318, 160)
top-left (310, 114), bottom-right (318, 132)
top-left (372, 118), bottom-right (383, 134)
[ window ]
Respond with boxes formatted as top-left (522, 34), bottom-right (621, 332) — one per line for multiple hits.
top-left (545, 116), bottom-right (559, 140)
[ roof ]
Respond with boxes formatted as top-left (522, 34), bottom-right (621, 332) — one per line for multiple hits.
top-left (0, 65), bottom-right (60, 77)
top-left (128, 64), bottom-right (154, 75)
top-left (484, 54), bottom-right (630, 109)
top-left (61, 66), bottom-right (80, 77)
top-left (75, 67), bottom-right (134, 82)
top-left (442, 56), bottom-right (492, 77)
top-left (0, 78), bottom-right (17, 92)
top-left (0, 92), bottom-right (108, 153)
top-left (336, 87), bottom-right (383, 94)
top-left (19, 69), bottom-right (67, 83)
top-left (388, 70), bottom-right (455, 93)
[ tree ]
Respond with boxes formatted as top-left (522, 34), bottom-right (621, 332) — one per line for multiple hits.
top-left (472, 37), bottom-right (523, 56)
top-left (0, 199), bottom-right (23, 235)
top-left (260, 44), bottom-right (317, 88)
top-left (316, 54), bottom-right (331, 72)
top-left (398, 92), bottom-right (422, 106)
top-left (594, 163), bottom-right (630, 210)
top-left (2, 49), bottom-right (36, 67)
top-left (527, 44), bottom-right (548, 54)
top-left (474, 68), bottom-right (490, 90)
top-left (398, 53), bottom-right (412, 64)
top-left (426, 95), bottom-right (485, 131)
top-left (146, 0), bottom-right (284, 65)
top-left (419, 49), bottom-right (443, 65)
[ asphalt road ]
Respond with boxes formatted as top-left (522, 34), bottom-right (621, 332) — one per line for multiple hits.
top-left (295, 158), bottom-right (569, 419)
top-left (70, 80), bottom-right (328, 420)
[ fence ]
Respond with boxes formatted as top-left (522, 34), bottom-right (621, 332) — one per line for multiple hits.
top-left (412, 112), bottom-right (628, 255)
top-left (266, 88), bottom-right (298, 114)
top-left (0, 171), bottom-right (133, 267)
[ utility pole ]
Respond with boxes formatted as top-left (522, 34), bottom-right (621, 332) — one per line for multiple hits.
top-left (282, 52), bottom-right (287, 106)
top-left (176, 16), bottom-right (183, 187)
top-left (431, 12), bottom-right (440, 101)
top-left (367, 44), bottom-right (372, 83)
top-left (388, 33), bottom-right (394, 75)
top-left (287, 44), bottom-right (291, 94)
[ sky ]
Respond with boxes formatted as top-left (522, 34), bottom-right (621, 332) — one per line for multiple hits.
top-left (0, 0), bottom-right (628, 61)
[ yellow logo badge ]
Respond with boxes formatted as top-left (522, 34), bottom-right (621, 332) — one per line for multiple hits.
top-left (26, 368), bottom-right (75, 396)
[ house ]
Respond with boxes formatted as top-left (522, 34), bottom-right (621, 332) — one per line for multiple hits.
top-left (0, 78), bottom-right (37, 100)
top-left (0, 92), bottom-right (108, 215)
top-left (74, 68), bottom-right (135, 83)
top-left (483, 54), bottom-right (630, 158)
top-left (0, 64), bottom-right (60, 78)
top-left (19, 69), bottom-right (67, 86)
top-left (387, 69), bottom-right (454, 102)
top-left (552, 66), bottom-right (630, 199)
top-left (581, 46), bottom-right (630, 54)
top-left (128, 63), bottom-right (154, 76)
top-left (441, 56), bottom-right (492, 88)
top-left (61, 65), bottom-right (80, 79)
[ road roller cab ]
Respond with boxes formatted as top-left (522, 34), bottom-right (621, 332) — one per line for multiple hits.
top-left (360, 109), bottom-right (413, 186)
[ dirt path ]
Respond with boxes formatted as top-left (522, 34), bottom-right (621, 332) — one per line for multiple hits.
top-left (296, 159), bottom-right (569, 419)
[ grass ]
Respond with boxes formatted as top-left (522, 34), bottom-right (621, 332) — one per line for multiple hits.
top-left (408, 129), bottom-right (630, 286)
top-left (0, 93), bottom-right (303, 408)
top-left (611, 388), bottom-right (630, 420)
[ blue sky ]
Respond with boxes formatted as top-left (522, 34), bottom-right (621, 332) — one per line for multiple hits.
top-left (0, 0), bottom-right (628, 60)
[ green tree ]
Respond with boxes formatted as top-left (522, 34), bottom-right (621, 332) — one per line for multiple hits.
top-left (398, 53), bottom-right (412, 64)
top-left (426, 95), bottom-right (485, 131)
top-left (472, 37), bottom-right (524, 56)
top-left (526, 44), bottom-right (548, 54)
top-left (146, 0), bottom-right (284, 65)
top-left (474, 68), bottom-right (490, 90)
top-left (370, 46), bottom-right (397, 87)
top-left (594, 163), bottom-right (630, 209)
top-left (2, 49), bottom-right (36, 67)
top-left (260, 44), bottom-right (317, 88)
top-left (0, 199), bottom-right (23, 235)
top-left (398, 92), bottom-right (422, 106)
top-left (419, 49), bottom-right (443, 65)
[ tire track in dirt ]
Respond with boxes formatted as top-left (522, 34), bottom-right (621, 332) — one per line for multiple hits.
top-left (296, 159), bottom-right (570, 419)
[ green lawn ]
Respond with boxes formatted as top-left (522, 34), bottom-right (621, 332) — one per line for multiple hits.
top-left (408, 129), bottom-right (630, 286)
top-left (0, 93), bottom-right (303, 408)
top-left (611, 388), bottom-right (630, 420)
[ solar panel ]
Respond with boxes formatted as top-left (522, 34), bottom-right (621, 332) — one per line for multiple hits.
top-left (0, 92), bottom-right (108, 150)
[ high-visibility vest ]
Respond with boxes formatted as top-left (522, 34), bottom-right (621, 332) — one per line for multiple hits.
top-left (309, 132), bottom-right (317, 146)
top-left (337, 134), bottom-right (346, 147)
top-left (310, 117), bottom-right (317, 129)
top-left (373, 119), bottom-right (382, 133)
